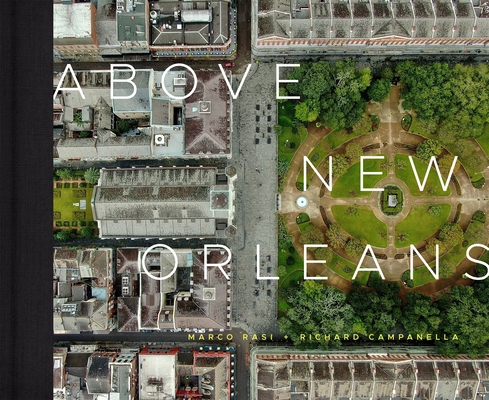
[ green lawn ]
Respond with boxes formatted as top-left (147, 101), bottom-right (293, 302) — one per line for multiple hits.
top-left (331, 205), bottom-right (388, 248)
top-left (395, 154), bottom-right (451, 196)
top-left (278, 125), bottom-right (308, 162)
top-left (328, 253), bottom-right (370, 285)
top-left (475, 123), bottom-right (489, 158)
top-left (53, 183), bottom-right (95, 228)
top-left (412, 220), bottom-right (489, 286)
top-left (394, 204), bottom-right (451, 247)
top-left (332, 155), bottom-right (387, 198)
top-left (412, 267), bottom-right (438, 287)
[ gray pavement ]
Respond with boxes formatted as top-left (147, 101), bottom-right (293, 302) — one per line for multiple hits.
top-left (228, 63), bottom-right (281, 336)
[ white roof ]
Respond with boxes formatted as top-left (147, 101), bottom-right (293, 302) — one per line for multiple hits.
top-left (139, 352), bottom-right (176, 400)
top-left (53, 3), bottom-right (92, 39)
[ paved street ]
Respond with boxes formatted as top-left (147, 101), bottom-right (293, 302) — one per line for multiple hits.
top-left (227, 63), bottom-right (282, 336)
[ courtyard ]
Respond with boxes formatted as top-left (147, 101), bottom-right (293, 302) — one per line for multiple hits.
top-left (279, 85), bottom-right (489, 297)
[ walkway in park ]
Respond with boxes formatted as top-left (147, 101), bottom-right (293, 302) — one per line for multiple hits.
top-left (280, 86), bottom-right (488, 295)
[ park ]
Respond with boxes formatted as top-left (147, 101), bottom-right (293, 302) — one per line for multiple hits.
top-left (275, 61), bottom-right (489, 355)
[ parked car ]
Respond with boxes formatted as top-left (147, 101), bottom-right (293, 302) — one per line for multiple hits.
top-left (225, 62), bottom-right (235, 68)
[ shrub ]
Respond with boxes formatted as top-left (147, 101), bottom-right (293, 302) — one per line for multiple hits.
top-left (80, 226), bottom-right (94, 238)
top-left (55, 221), bottom-right (62, 227)
top-left (72, 182), bottom-right (78, 188)
top-left (401, 270), bottom-right (410, 281)
top-left (80, 221), bottom-right (87, 227)
top-left (472, 210), bottom-right (486, 223)
top-left (56, 183), bottom-right (62, 188)
top-left (278, 116), bottom-right (293, 127)
top-left (73, 212), bottom-right (86, 220)
top-left (288, 246), bottom-right (296, 254)
top-left (406, 279), bottom-right (414, 288)
top-left (64, 183), bottom-right (70, 188)
top-left (79, 182), bottom-right (87, 188)
top-left (401, 114), bottom-right (412, 131)
top-left (53, 212), bottom-right (61, 220)
top-left (286, 256), bottom-right (296, 266)
top-left (72, 189), bottom-right (87, 198)
top-left (63, 221), bottom-right (70, 227)
top-left (53, 190), bottom-right (61, 198)
top-left (473, 177), bottom-right (486, 189)
top-left (72, 221), bottom-right (78, 227)
top-left (88, 221), bottom-right (97, 227)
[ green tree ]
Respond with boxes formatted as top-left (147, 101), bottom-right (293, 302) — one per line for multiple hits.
top-left (73, 110), bottom-right (84, 127)
top-left (437, 154), bottom-right (459, 175)
top-left (416, 139), bottom-right (442, 163)
top-left (278, 284), bottom-right (355, 349)
top-left (332, 154), bottom-right (350, 177)
top-left (427, 204), bottom-right (442, 217)
top-left (436, 284), bottom-right (489, 357)
top-left (295, 100), bottom-right (319, 122)
top-left (80, 226), bottom-right (94, 238)
top-left (345, 143), bottom-right (363, 165)
top-left (439, 223), bottom-right (464, 248)
top-left (299, 224), bottom-right (325, 245)
top-left (313, 246), bottom-right (334, 265)
top-left (54, 230), bottom-right (70, 241)
top-left (439, 259), bottom-right (456, 279)
top-left (347, 280), bottom-right (401, 336)
top-left (380, 67), bottom-right (394, 81)
top-left (83, 168), bottom-right (100, 185)
top-left (287, 60), bottom-right (371, 131)
top-left (426, 237), bottom-right (446, 257)
top-left (368, 78), bottom-right (391, 103)
top-left (56, 168), bottom-right (73, 181)
top-left (345, 238), bottom-right (367, 258)
top-left (402, 291), bottom-right (441, 334)
top-left (325, 224), bottom-right (347, 249)
top-left (277, 265), bottom-right (287, 277)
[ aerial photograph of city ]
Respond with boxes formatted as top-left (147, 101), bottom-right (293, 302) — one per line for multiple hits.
top-left (51, 0), bottom-right (489, 399)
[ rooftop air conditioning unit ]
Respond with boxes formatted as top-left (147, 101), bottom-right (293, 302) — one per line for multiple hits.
top-left (155, 134), bottom-right (166, 145)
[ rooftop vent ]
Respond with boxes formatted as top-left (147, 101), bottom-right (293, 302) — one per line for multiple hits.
top-left (199, 101), bottom-right (212, 114)
top-left (155, 134), bottom-right (166, 145)
top-left (203, 288), bottom-right (216, 300)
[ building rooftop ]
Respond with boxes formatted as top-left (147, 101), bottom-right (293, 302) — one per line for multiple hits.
top-left (185, 71), bottom-right (231, 155)
top-left (150, 1), bottom-right (230, 47)
top-left (252, 350), bottom-right (489, 400)
top-left (117, 1), bottom-right (148, 43)
top-left (112, 69), bottom-right (151, 114)
top-left (254, 0), bottom-right (489, 48)
top-left (139, 348), bottom-right (178, 400)
top-left (53, 2), bottom-right (93, 42)
top-left (53, 248), bottom-right (114, 334)
top-left (93, 167), bottom-right (233, 238)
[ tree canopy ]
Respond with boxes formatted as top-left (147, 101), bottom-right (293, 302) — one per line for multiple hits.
top-left (278, 281), bottom-right (355, 349)
top-left (285, 60), bottom-right (372, 130)
top-left (397, 61), bottom-right (489, 138)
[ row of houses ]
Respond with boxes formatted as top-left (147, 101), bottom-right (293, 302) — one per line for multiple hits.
top-left (53, 247), bottom-right (232, 334)
top-left (54, 68), bottom-right (232, 160)
top-left (53, 0), bottom-right (234, 60)
top-left (253, 0), bottom-right (489, 54)
top-left (251, 349), bottom-right (489, 400)
top-left (54, 344), bottom-right (235, 399)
